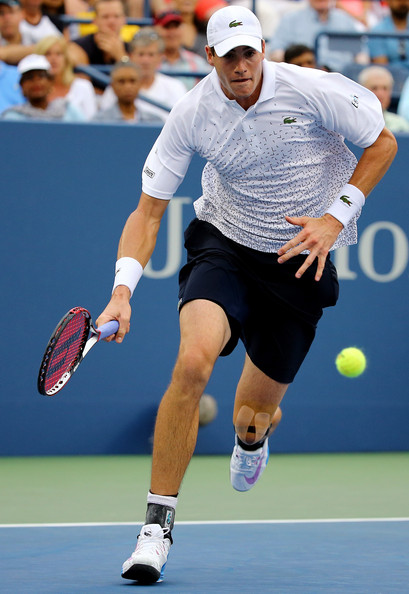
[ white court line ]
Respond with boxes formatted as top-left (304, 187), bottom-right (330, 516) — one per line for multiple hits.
top-left (1, 518), bottom-right (408, 529)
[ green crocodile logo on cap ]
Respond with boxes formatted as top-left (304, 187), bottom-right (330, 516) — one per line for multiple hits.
top-left (340, 195), bottom-right (353, 206)
top-left (283, 117), bottom-right (297, 124)
top-left (229, 20), bottom-right (243, 28)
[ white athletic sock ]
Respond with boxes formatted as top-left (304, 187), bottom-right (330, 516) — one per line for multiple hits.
top-left (147, 491), bottom-right (178, 509)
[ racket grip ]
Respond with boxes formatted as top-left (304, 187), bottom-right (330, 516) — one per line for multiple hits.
top-left (97, 320), bottom-right (120, 339)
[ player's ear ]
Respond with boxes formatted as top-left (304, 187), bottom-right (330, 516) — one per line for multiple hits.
top-left (205, 45), bottom-right (215, 66)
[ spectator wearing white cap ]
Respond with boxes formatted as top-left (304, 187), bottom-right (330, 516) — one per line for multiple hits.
top-left (1, 53), bottom-right (85, 119)
top-left (96, 5), bottom-right (396, 586)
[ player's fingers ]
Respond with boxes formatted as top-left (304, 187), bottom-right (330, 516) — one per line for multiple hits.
top-left (277, 237), bottom-right (304, 261)
top-left (115, 317), bottom-right (131, 344)
top-left (314, 253), bottom-right (327, 281)
top-left (285, 215), bottom-right (308, 226)
top-left (294, 247), bottom-right (323, 278)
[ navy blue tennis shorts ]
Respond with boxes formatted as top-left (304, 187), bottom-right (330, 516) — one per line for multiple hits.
top-left (178, 218), bottom-right (339, 383)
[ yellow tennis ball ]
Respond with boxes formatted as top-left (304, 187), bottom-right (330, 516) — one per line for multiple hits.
top-left (336, 347), bottom-right (366, 378)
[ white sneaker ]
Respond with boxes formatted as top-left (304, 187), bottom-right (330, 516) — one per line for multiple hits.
top-left (121, 523), bottom-right (172, 583)
top-left (230, 436), bottom-right (269, 492)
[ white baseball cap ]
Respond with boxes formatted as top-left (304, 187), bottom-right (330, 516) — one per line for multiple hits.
top-left (207, 6), bottom-right (263, 57)
top-left (18, 54), bottom-right (51, 77)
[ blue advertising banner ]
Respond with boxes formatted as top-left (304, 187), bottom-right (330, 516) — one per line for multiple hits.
top-left (0, 121), bottom-right (408, 455)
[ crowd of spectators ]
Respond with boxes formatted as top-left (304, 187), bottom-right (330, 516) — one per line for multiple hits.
top-left (1, 0), bottom-right (409, 131)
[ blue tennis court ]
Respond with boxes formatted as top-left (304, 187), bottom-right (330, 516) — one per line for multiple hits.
top-left (1, 520), bottom-right (408, 593)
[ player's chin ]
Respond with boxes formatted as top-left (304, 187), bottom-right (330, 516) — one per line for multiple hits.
top-left (230, 82), bottom-right (255, 98)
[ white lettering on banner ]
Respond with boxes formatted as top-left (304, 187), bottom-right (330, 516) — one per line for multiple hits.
top-left (334, 221), bottom-right (409, 282)
top-left (146, 205), bottom-right (409, 282)
top-left (358, 222), bottom-right (409, 282)
top-left (332, 246), bottom-right (357, 280)
top-left (144, 197), bottom-right (192, 279)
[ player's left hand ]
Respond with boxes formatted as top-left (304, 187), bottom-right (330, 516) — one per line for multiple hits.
top-left (277, 214), bottom-right (343, 281)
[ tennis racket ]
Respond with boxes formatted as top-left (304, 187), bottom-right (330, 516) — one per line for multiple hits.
top-left (37, 306), bottom-right (119, 396)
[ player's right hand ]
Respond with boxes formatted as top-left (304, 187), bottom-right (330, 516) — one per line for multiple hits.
top-left (96, 287), bottom-right (131, 343)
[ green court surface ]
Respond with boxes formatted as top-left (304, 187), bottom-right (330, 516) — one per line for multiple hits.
top-left (1, 452), bottom-right (408, 525)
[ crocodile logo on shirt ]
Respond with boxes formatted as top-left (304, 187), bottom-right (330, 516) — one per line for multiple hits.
top-left (283, 116), bottom-right (297, 124)
top-left (229, 20), bottom-right (243, 27)
top-left (340, 195), bottom-right (353, 206)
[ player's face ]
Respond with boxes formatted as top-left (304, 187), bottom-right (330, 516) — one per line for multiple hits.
top-left (206, 43), bottom-right (265, 110)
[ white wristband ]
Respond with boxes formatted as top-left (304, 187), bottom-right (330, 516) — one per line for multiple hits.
top-left (112, 257), bottom-right (143, 297)
top-left (325, 184), bottom-right (365, 228)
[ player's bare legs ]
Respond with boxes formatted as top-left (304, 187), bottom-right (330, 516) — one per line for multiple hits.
top-left (122, 299), bottom-right (231, 583)
top-left (230, 354), bottom-right (288, 491)
top-left (233, 354), bottom-right (287, 442)
top-left (150, 299), bottom-right (231, 495)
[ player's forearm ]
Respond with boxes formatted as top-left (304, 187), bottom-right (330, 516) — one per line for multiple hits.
top-left (349, 127), bottom-right (397, 197)
top-left (118, 211), bottom-right (159, 267)
top-left (117, 192), bottom-right (169, 267)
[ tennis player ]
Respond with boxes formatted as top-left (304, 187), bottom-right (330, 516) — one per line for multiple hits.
top-left (97, 5), bottom-right (397, 584)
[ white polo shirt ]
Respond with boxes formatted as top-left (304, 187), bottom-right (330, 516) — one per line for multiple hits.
top-left (142, 60), bottom-right (384, 252)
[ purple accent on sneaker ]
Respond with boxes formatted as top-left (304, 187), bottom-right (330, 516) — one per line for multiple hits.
top-left (244, 456), bottom-right (264, 485)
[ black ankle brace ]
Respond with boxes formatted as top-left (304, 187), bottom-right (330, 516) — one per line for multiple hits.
top-left (145, 503), bottom-right (175, 542)
top-left (237, 436), bottom-right (266, 451)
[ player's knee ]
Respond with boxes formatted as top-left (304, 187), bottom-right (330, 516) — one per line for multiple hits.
top-left (174, 347), bottom-right (216, 395)
top-left (234, 406), bottom-right (272, 445)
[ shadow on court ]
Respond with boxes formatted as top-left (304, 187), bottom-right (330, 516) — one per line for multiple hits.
top-left (1, 521), bottom-right (408, 593)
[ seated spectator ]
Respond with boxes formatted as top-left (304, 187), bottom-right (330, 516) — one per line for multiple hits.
top-left (72, 0), bottom-right (138, 43)
top-left (284, 43), bottom-right (317, 68)
top-left (1, 52), bottom-right (85, 119)
top-left (336, 0), bottom-right (387, 28)
top-left (268, 0), bottom-right (365, 73)
top-left (154, 9), bottom-right (210, 90)
top-left (93, 59), bottom-right (163, 122)
top-left (0, 58), bottom-right (24, 112)
top-left (358, 64), bottom-right (409, 132)
top-left (69, 0), bottom-right (131, 67)
top-left (192, 0), bottom-right (227, 58)
top-left (100, 28), bottom-right (186, 122)
top-left (41, 0), bottom-right (69, 34)
top-left (0, 0), bottom-right (23, 43)
top-left (125, 0), bottom-right (144, 19)
top-left (397, 71), bottom-right (409, 120)
top-left (171, 0), bottom-right (218, 59)
top-left (0, 0), bottom-right (35, 64)
top-left (229, 0), bottom-right (302, 42)
top-left (35, 35), bottom-right (97, 119)
top-left (19, 0), bottom-right (62, 44)
top-left (368, 0), bottom-right (409, 70)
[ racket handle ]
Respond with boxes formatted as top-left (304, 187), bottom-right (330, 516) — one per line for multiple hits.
top-left (97, 320), bottom-right (120, 339)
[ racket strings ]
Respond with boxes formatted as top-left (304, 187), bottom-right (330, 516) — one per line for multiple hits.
top-left (43, 314), bottom-right (89, 393)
